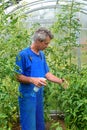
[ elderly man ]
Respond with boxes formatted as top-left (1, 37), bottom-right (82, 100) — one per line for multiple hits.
top-left (15, 27), bottom-right (65, 130)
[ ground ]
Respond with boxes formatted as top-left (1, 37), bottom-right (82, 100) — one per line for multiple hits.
top-left (12, 117), bottom-right (66, 130)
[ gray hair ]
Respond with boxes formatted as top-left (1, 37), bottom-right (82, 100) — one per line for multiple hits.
top-left (33, 27), bottom-right (54, 42)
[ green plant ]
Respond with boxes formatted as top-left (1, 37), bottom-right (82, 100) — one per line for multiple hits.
top-left (0, 2), bottom-right (30, 129)
top-left (57, 68), bottom-right (87, 130)
top-left (44, 1), bottom-right (87, 130)
top-left (44, 0), bottom-right (81, 113)
top-left (50, 122), bottom-right (63, 130)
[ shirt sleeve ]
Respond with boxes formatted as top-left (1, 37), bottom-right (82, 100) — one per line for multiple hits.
top-left (14, 52), bottom-right (25, 75)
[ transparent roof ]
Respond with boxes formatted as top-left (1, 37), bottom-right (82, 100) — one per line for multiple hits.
top-left (0, 0), bottom-right (87, 44)
top-left (1, 0), bottom-right (87, 26)
top-left (3, 0), bottom-right (87, 15)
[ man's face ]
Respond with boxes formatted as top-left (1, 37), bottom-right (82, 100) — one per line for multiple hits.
top-left (36, 36), bottom-right (51, 50)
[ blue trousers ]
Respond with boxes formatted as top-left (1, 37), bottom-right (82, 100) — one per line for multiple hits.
top-left (18, 89), bottom-right (45, 130)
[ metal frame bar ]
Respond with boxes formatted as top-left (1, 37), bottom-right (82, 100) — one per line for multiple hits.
top-left (25, 5), bottom-right (59, 15)
top-left (6, 0), bottom-right (87, 15)
top-left (8, 0), bottom-right (59, 14)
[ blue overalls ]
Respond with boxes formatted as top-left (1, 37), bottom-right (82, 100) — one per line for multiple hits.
top-left (15, 47), bottom-right (49, 130)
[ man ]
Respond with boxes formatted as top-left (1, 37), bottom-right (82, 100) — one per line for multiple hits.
top-left (15, 27), bottom-right (66, 130)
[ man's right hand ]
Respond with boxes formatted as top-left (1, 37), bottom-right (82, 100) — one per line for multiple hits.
top-left (30, 77), bottom-right (47, 88)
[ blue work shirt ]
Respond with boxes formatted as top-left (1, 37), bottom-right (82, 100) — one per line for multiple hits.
top-left (15, 47), bottom-right (49, 95)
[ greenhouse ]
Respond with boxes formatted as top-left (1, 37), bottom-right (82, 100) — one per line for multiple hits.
top-left (0, 0), bottom-right (87, 130)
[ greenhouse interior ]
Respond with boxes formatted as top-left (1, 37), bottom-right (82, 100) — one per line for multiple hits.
top-left (0, 0), bottom-right (87, 130)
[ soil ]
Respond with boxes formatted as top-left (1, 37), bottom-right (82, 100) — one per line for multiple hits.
top-left (12, 116), bottom-right (66, 130)
top-left (47, 115), bottom-right (66, 130)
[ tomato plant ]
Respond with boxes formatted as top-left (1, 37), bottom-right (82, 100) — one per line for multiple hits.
top-left (57, 68), bottom-right (87, 130)
top-left (44, 1), bottom-right (87, 129)
top-left (0, 3), bottom-right (31, 129)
